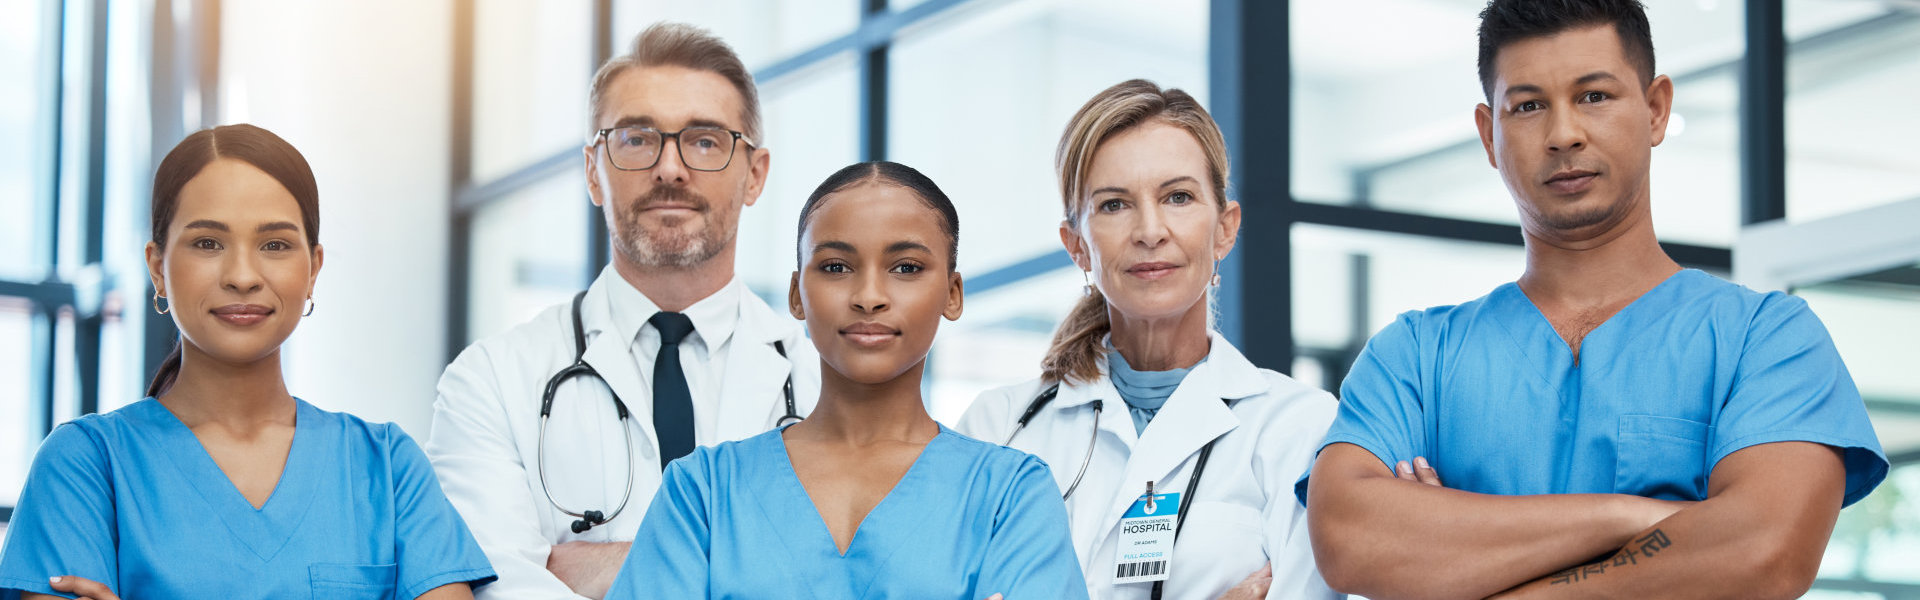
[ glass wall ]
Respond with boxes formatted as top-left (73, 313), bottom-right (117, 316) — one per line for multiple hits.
top-left (890, 0), bottom-right (1209, 420)
top-left (0, 0), bottom-right (153, 520)
top-left (1292, 1), bottom-right (1745, 247)
top-left (1785, 1), bottom-right (1920, 224)
top-left (7, 1), bottom-right (1915, 585)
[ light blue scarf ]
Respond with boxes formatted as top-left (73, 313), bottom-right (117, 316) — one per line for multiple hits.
top-left (1107, 349), bottom-right (1204, 435)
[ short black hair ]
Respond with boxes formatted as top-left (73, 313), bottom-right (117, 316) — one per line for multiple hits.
top-left (1477, 0), bottom-right (1656, 101)
top-left (796, 161), bottom-right (961, 271)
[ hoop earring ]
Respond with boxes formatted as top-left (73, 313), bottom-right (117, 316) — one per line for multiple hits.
top-left (303, 297), bottom-right (315, 317)
top-left (153, 292), bottom-right (170, 315)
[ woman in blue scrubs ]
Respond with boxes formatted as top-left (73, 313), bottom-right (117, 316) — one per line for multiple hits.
top-left (603, 162), bottom-right (1088, 600)
top-left (0, 124), bottom-right (495, 600)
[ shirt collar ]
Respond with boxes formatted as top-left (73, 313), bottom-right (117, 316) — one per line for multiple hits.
top-left (603, 264), bottom-right (742, 356)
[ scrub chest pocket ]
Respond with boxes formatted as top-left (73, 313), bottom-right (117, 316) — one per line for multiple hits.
top-left (309, 563), bottom-right (399, 600)
top-left (1614, 414), bottom-right (1711, 501)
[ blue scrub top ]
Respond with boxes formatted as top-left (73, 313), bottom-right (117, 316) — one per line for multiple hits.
top-left (605, 424), bottom-right (1089, 600)
top-left (1296, 269), bottom-right (1887, 506)
top-left (0, 398), bottom-right (496, 599)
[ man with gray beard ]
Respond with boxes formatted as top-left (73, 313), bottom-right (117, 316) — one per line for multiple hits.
top-left (425, 22), bottom-right (820, 600)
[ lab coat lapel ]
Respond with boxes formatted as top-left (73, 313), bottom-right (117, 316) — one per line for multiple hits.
top-left (578, 283), bottom-right (657, 456)
top-left (716, 294), bottom-right (797, 442)
top-left (1094, 333), bottom-right (1265, 545)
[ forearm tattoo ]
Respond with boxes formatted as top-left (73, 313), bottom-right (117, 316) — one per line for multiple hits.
top-left (1547, 529), bottom-right (1672, 586)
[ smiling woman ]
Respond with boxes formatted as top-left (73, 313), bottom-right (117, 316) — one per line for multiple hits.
top-left (605, 161), bottom-right (1088, 600)
top-left (0, 124), bottom-right (497, 600)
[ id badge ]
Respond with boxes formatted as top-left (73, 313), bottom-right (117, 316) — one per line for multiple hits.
top-left (1114, 489), bottom-right (1179, 584)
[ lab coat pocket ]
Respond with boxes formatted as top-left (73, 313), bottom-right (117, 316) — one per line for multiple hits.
top-left (1614, 414), bottom-right (1710, 501)
top-left (309, 563), bottom-right (398, 600)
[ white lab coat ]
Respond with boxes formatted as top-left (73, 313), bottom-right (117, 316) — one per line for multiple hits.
top-left (956, 332), bottom-right (1341, 600)
top-left (425, 271), bottom-right (820, 600)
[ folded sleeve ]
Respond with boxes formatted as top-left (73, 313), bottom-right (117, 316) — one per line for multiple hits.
top-left (389, 427), bottom-right (498, 598)
top-left (1295, 314), bottom-right (1430, 506)
top-left (1710, 293), bottom-right (1888, 506)
top-left (0, 423), bottom-right (119, 600)
top-left (604, 451), bottom-right (713, 600)
top-left (976, 455), bottom-right (1090, 600)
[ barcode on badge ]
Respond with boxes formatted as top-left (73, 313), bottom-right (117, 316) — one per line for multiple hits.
top-left (1116, 560), bottom-right (1167, 579)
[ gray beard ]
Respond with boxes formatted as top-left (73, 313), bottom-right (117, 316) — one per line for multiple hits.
top-left (613, 217), bottom-right (729, 269)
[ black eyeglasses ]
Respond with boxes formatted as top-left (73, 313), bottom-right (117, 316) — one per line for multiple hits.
top-left (591, 126), bottom-right (756, 172)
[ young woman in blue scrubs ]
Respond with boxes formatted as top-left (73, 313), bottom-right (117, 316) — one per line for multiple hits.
top-left (603, 162), bottom-right (1088, 600)
top-left (0, 124), bottom-right (495, 600)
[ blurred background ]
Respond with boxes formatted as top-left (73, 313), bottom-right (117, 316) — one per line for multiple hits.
top-left (2, 0), bottom-right (1916, 593)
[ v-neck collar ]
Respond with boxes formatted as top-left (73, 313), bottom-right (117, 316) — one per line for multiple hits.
top-left (1490, 268), bottom-right (1695, 378)
top-left (729, 425), bottom-right (948, 596)
top-left (768, 425), bottom-right (940, 561)
top-left (138, 398), bottom-right (325, 563)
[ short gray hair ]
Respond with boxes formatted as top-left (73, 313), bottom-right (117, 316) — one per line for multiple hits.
top-left (587, 22), bottom-right (763, 144)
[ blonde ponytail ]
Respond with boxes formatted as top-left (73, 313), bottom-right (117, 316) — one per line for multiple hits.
top-left (1041, 289), bottom-right (1111, 385)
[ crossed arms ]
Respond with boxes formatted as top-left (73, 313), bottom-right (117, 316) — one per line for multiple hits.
top-left (1304, 440), bottom-right (1846, 600)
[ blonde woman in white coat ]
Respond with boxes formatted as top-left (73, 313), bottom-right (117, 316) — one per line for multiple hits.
top-left (956, 79), bottom-right (1340, 600)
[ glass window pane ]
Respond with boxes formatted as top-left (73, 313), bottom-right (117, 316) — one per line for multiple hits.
top-left (613, 0), bottom-right (859, 72)
top-left (1292, 224), bottom-right (1525, 354)
top-left (736, 52), bottom-right (860, 302)
top-left (0, 0), bottom-right (52, 273)
top-left (51, 308), bottom-right (77, 426)
top-left (98, 309), bottom-right (134, 413)
top-left (1795, 269), bottom-right (1920, 591)
top-left (471, 0), bottom-right (594, 183)
top-left (1785, 2), bottom-right (1920, 223)
top-left (1820, 462), bottom-right (1920, 587)
top-left (890, 0), bottom-right (1208, 277)
top-left (1292, 1), bottom-right (1745, 246)
top-left (1795, 277), bottom-right (1920, 455)
top-left (0, 298), bottom-right (38, 507)
top-left (466, 175), bottom-right (590, 343)
top-left (929, 267), bottom-right (1083, 425)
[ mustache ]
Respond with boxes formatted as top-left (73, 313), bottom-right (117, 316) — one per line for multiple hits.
top-left (631, 185), bottom-right (711, 212)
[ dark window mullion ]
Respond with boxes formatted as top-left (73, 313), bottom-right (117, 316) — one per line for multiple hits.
top-left (446, 0), bottom-right (475, 360)
top-left (860, 0), bottom-right (887, 162)
top-left (587, 0), bottom-right (612, 282)
top-left (1740, 0), bottom-right (1786, 226)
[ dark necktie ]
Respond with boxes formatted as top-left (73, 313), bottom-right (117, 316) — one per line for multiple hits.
top-left (649, 312), bottom-right (696, 468)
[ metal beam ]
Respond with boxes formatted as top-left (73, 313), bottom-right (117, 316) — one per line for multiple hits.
top-left (0, 280), bottom-right (76, 307)
top-left (145, 0), bottom-right (182, 389)
top-left (1290, 201), bottom-right (1733, 271)
top-left (1741, 0), bottom-right (1786, 225)
top-left (446, 0), bottom-right (475, 359)
top-left (966, 250), bottom-right (1071, 296)
top-left (453, 0), bottom-right (976, 213)
top-left (858, 0), bottom-right (889, 162)
top-left (754, 0), bottom-right (970, 83)
top-left (1353, 11), bottom-right (1913, 198)
top-left (1211, 0), bottom-right (1292, 370)
top-left (1888, 447), bottom-right (1920, 467)
top-left (74, 0), bottom-right (111, 416)
top-left (587, 0), bottom-right (612, 283)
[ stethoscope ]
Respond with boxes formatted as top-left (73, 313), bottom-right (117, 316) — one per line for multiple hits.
top-left (1004, 384), bottom-right (1101, 499)
top-left (538, 290), bottom-right (802, 533)
top-left (1003, 383), bottom-right (1227, 600)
